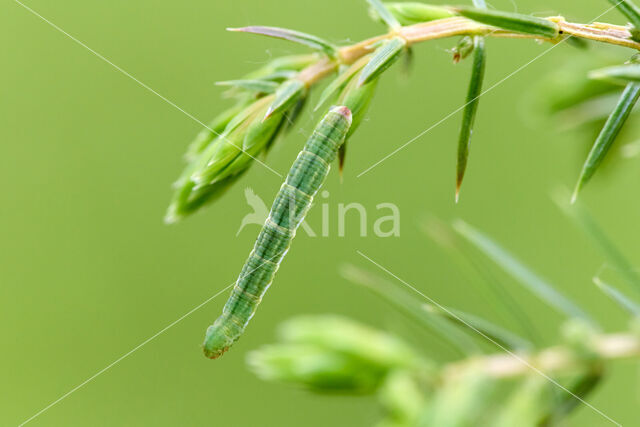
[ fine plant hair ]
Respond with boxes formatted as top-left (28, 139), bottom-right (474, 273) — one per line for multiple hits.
top-left (165, 0), bottom-right (640, 363)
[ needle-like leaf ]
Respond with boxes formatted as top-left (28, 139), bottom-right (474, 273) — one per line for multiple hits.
top-left (538, 368), bottom-right (603, 425)
top-left (333, 72), bottom-right (379, 175)
top-left (228, 26), bottom-right (337, 57)
top-left (372, 2), bottom-right (455, 26)
top-left (454, 7), bottom-right (560, 39)
top-left (590, 63), bottom-right (640, 85)
top-left (494, 377), bottom-right (553, 427)
top-left (340, 264), bottom-right (481, 356)
top-left (594, 277), bottom-right (640, 316)
top-left (453, 220), bottom-right (595, 324)
top-left (554, 190), bottom-right (640, 292)
top-left (315, 56), bottom-right (370, 112)
top-left (243, 111), bottom-right (286, 151)
top-left (423, 304), bottom-right (533, 351)
top-left (340, 74), bottom-right (379, 141)
top-left (216, 79), bottom-right (279, 94)
top-left (572, 83), bottom-right (640, 202)
top-left (185, 101), bottom-right (249, 162)
top-left (358, 37), bottom-right (407, 86)
top-left (421, 218), bottom-right (541, 344)
top-left (265, 80), bottom-right (306, 120)
top-left (366, 0), bottom-right (401, 29)
top-left (281, 96), bottom-right (307, 136)
top-left (456, 36), bottom-right (486, 202)
top-left (338, 144), bottom-right (346, 178)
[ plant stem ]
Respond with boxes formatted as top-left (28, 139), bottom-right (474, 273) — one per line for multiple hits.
top-left (299, 16), bottom-right (640, 86)
top-left (444, 332), bottom-right (640, 380)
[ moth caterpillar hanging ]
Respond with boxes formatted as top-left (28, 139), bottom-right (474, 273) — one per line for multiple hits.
top-left (203, 106), bottom-right (352, 359)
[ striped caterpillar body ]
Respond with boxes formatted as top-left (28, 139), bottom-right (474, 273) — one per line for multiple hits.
top-left (203, 106), bottom-right (353, 359)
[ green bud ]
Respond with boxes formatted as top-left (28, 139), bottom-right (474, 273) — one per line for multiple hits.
top-left (279, 315), bottom-right (419, 370)
top-left (243, 111), bottom-right (285, 152)
top-left (167, 52), bottom-right (317, 223)
top-left (452, 36), bottom-right (475, 64)
top-left (246, 344), bottom-right (386, 393)
top-left (371, 2), bottom-right (455, 26)
top-left (217, 110), bottom-right (287, 176)
top-left (165, 172), bottom-right (246, 224)
top-left (358, 37), bottom-right (407, 87)
top-left (454, 6), bottom-right (560, 39)
top-left (194, 99), bottom-right (267, 180)
top-left (192, 132), bottom-right (244, 186)
top-left (378, 370), bottom-right (426, 425)
top-left (192, 97), bottom-right (288, 186)
top-left (167, 95), bottom-right (292, 222)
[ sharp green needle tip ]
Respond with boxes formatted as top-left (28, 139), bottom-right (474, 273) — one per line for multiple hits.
top-left (588, 71), bottom-right (604, 80)
top-left (570, 190), bottom-right (579, 205)
top-left (164, 210), bottom-right (179, 225)
top-left (573, 83), bottom-right (640, 196)
top-left (593, 277), bottom-right (604, 289)
top-left (190, 174), bottom-right (204, 185)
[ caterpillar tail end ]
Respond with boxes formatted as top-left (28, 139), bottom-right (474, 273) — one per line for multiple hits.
top-left (202, 318), bottom-right (240, 359)
top-left (203, 346), bottom-right (228, 359)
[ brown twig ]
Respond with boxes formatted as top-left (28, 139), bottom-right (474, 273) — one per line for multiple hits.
top-left (444, 332), bottom-right (640, 380)
top-left (299, 16), bottom-right (640, 86)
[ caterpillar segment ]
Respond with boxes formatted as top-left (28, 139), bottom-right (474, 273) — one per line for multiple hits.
top-left (203, 106), bottom-right (352, 358)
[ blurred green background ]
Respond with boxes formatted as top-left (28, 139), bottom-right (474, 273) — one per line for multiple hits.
top-left (2, 0), bottom-right (640, 425)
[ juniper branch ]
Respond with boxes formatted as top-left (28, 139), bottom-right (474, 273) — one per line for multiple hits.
top-left (444, 331), bottom-right (640, 380)
top-left (300, 17), bottom-right (640, 86)
top-left (170, 6), bottom-right (640, 222)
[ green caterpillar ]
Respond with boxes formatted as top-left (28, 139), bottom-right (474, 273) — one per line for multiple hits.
top-left (203, 106), bottom-right (353, 359)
